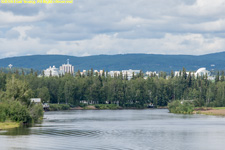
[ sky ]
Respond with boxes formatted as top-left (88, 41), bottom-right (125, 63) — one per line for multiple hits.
top-left (0, 0), bottom-right (225, 58)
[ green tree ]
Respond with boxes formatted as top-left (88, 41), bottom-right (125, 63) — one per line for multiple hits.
top-left (215, 71), bottom-right (220, 83)
top-left (221, 71), bottom-right (225, 82)
top-left (36, 87), bottom-right (50, 103)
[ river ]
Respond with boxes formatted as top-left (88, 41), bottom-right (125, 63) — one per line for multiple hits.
top-left (1, 109), bottom-right (225, 150)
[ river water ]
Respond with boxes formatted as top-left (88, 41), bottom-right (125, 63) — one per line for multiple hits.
top-left (1, 109), bottom-right (225, 150)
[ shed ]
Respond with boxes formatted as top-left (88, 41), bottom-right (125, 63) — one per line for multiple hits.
top-left (30, 98), bottom-right (41, 103)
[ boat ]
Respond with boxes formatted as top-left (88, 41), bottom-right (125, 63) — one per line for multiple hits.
top-left (147, 103), bottom-right (155, 108)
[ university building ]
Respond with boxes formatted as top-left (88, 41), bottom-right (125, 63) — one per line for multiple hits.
top-left (43, 59), bottom-right (75, 77)
top-left (59, 59), bottom-right (74, 74)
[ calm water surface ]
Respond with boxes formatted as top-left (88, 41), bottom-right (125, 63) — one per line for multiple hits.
top-left (1, 109), bottom-right (225, 150)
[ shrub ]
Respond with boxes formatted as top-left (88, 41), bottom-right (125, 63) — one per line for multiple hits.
top-left (95, 104), bottom-right (120, 109)
top-left (9, 101), bottom-right (32, 123)
top-left (0, 100), bottom-right (44, 123)
top-left (29, 104), bottom-right (44, 123)
top-left (49, 104), bottom-right (70, 111)
top-left (0, 103), bottom-right (7, 122)
top-left (168, 100), bottom-right (194, 114)
top-left (123, 103), bottom-right (145, 109)
top-left (79, 103), bottom-right (88, 108)
top-left (60, 104), bottom-right (70, 110)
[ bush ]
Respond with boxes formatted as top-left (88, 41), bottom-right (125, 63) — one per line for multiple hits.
top-left (0, 103), bottom-right (7, 122)
top-left (79, 103), bottom-right (88, 108)
top-left (123, 103), bottom-right (145, 109)
top-left (95, 104), bottom-right (120, 109)
top-left (168, 100), bottom-right (194, 114)
top-left (9, 101), bottom-right (32, 123)
top-left (0, 100), bottom-right (44, 123)
top-left (29, 104), bottom-right (44, 123)
top-left (49, 104), bottom-right (70, 111)
top-left (61, 104), bottom-right (70, 110)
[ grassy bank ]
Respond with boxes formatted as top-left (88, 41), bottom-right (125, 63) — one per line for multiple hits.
top-left (49, 104), bottom-right (70, 111)
top-left (95, 104), bottom-right (120, 109)
top-left (194, 107), bottom-right (225, 116)
top-left (0, 121), bottom-right (20, 130)
top-left (82, 104), bottom-right (120, 110)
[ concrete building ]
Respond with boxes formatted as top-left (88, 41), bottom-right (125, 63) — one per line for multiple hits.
top-left (99, 70), bottom-right (105, 76)
top-left (146, 71), bottom-right (158, 76)
top-left (174, 68), bottom-right (211, 77)
top-left (122, 69), bottom-right (140, 80)
top-left (174, 71), bottom-right (180, 77)
top-left (59, 59), bottom-right (74, 75)
top-left (44, 66), bottom-right (60, 77)
top-left (109, 71), bottom-right (121, 77)
top-left (195, 68), bottom-right (211, 76)
top-left (80, 70), bottom-right (87, 76)
top-left (108, 69), bottom-right (140, 80)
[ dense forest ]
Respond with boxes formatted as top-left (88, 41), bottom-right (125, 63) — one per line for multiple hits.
top-left (1, 68), bottom-right (225, 111)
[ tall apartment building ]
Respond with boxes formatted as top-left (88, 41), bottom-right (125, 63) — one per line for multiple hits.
top-left (59, 59), bottom-right (74, 74)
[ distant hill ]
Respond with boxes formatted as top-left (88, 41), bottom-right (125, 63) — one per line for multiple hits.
top-left (0, 52), bottom-right (224, 72)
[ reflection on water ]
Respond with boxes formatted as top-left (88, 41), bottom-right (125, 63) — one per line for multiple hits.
top-left (1, 109), bottom-right (225, 150)
top-left (1, 126), bottom-right (31, 136)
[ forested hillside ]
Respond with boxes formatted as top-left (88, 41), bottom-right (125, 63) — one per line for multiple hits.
top-left (0, 52), bottom-right (225, 72)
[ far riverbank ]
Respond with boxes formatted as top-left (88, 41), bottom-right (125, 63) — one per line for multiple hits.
top-left (194, 107), bottom-right (225, 116)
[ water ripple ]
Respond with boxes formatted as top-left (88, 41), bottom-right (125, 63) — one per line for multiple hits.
top-left (1, 109), bottom-right (225, 150)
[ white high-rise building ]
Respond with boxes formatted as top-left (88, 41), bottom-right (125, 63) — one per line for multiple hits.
top-left (44, 66), bottom-right (60, 77)
top-left (59, 59), bottom-right (74, 74)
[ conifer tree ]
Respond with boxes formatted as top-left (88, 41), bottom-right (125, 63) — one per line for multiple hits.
top-left (91, 68), bottom-right (94, 76)
top-left (102, 70), bottom-right (105, 77)
top-left (187, 72), bottom-right (192, 87)
top-left (76, 70), bottom-right (81, 77)
top-left (171, 70), bottom-right (174, 78)
top-left (22, 69), bottom-right (25, 76)
top-left (215, 71), bottom-right (220, 83)
top-left (182, 67), bottom-right (187, 79)
top-left (30, 69), bottom-right (34, 75)
top-left (221, 71), bottom-right (224, 82)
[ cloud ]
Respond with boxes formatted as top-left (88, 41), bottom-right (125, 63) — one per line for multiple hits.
top-left (5, 29), bottom-right (20, 39)
top-left (0, 11), bottom-right (45, 27)
top-left (0, 0), bottom-right (225, 58)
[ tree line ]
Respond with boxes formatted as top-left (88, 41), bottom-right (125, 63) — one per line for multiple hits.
top-left (1, 67), bottom-right (225, 110)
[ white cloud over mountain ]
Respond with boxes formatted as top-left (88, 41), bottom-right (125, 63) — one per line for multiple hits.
top-left (0, 0), bottom-right (225, 58)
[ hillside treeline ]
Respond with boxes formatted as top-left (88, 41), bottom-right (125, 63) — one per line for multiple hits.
top-left (1, 68), bottom-right (225, 109)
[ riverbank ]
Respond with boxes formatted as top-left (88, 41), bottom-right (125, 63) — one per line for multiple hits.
top-left (70, 105), bottom-right (162, 110)
top-left (71, 104), bottom-right (121, 110)
top-left (194, 107), bottom-right (225, 116)
top-left (0, 122), bottom-right (20, 130)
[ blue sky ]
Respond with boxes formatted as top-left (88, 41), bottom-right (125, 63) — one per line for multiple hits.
top-left (0, 0), bottom-right (225, 58)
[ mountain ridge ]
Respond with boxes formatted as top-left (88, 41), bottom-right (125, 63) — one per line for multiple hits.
top-left (0, 52), bottom-right (224, 72)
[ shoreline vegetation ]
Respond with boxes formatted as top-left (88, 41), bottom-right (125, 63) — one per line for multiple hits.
top-left (168, 100), bottom-right (194, 114)
top-left (48, 103), bottom-right (225, 117)
top-left (0, 121), bottom-right (20, 130)
top-left (168, 100), bottom-right (225, 116)
top-left (48, 104), bottom-right (143, 111)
